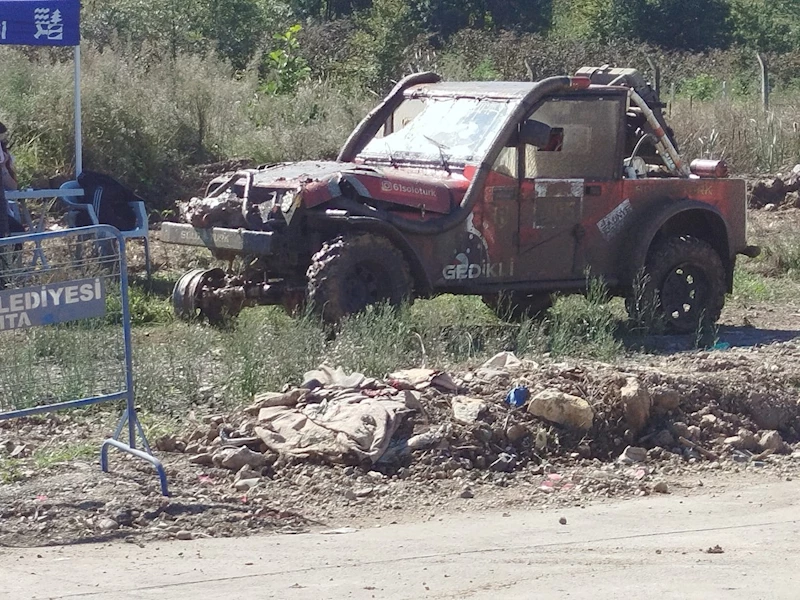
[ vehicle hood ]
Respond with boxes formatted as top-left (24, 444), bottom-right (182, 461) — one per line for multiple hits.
top-left (245, 160), bottom-right (470, 215)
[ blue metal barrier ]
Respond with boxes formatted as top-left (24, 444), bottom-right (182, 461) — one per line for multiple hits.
top-left (0, 225), bottom-right (168, 495)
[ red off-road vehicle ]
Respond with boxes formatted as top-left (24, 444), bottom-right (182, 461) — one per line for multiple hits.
top-left (162, 66), bottom-right (758, 332)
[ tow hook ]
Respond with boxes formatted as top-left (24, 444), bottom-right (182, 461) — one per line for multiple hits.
top-left (739, 245), bottom-right (761, 258)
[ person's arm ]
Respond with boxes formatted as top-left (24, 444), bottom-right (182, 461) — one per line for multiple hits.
top-left (0, 149), bottom-right (17, 191)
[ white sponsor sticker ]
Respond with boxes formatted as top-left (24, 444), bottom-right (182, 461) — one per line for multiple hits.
top-left (597, 199), bottom-right (633, 241)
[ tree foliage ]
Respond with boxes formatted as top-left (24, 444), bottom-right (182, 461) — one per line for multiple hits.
top-left (74, 0), bottom-right (800, 92)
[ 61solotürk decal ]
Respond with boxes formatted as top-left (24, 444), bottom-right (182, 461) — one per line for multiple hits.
top-left (0, 278), bottom-right (105, 331)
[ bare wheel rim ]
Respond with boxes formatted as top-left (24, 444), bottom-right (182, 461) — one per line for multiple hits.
top-left (660, 262), bottom-right (709, 327)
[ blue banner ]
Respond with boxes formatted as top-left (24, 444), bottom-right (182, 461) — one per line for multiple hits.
top-left (0, 0), bottom-right (80, 46)
top-left (0, 278), bottom-right (105, 331)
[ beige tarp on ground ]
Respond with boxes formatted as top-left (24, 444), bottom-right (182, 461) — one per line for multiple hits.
top-left (254, 397), bottom-right (409, 464)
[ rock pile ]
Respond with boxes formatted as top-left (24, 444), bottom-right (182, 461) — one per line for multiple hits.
top-left (749, 165), bottom-right (800, 209)
top-left (162, 351), bottom-right (800, 491)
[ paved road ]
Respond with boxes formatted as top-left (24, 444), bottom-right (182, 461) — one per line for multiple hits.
top-left (3, 479), bottom-right (799, 599)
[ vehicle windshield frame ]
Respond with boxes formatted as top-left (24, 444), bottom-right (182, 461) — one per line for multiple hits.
top-left (357, 95), bottom-right (521, 168)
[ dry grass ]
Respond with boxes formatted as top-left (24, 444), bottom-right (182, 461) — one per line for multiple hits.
top-left (670, 95), bottom-right (800, 174)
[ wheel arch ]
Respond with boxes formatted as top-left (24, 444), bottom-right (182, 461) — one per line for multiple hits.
top-left (309, 215), bottom-right (433, 297)
top-left (627, 200), bottom-right (733, 292)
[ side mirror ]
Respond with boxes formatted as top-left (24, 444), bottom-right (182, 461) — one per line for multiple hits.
top-left (519, 120), bottom-right (552, 149)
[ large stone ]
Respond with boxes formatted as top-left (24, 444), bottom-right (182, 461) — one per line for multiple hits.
top-left (651, 387), bottom-right (681, 414)
top-left (98, 518), bottom-right (120, 531)
top-left (618, 445), bottom-right (647, 464)
top-left (233, 478), bottom-right (261, 492)
top-left (406, 425), bottom-right (448, 450)
top-left (528, 389), bottom-right (594, 430)
top-left (759, 430), bottom-right (786, 453)
top-left (212, 446), bottom-right (267, 472)
top-left (724, 430), bottom-right (758, 451)
top-left (620, 378), bottom-right (651, 433)
top-left (451, 396), bottom-right (486, 425)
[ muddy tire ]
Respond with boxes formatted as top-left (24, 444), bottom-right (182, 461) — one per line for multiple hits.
top-left (307, 234), bottom-right (413, 322)
top-left (482, 291), bottom-right (553, 321)
top-left (633, 236), bottom-right (726, 334)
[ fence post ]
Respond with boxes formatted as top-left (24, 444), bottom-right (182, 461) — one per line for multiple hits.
top-left (756, 52), bottom-right (769, 112)
top-left (669, 82), bottom-right (675, 118)
top-left (646, 57), bottom-right (661, 98)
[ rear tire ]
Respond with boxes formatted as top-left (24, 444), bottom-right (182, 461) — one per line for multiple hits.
top-left (482, 291), bottom-right (553, 321)
top-left (307, 234), bottom-right (413, 322)
top-left (632, 236), bottom-right (726, 334)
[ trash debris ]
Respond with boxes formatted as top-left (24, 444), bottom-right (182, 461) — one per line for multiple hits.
top-left (388, 368), bottom-right (457, 392)
top-left (406, 426), bottom-right (448, 451)
top-left (254, 395), bottom-right (409, 464)
top-left (489, 452), bottom-right (516, 472)
top-left (505, 386), bottom-right (529, 408)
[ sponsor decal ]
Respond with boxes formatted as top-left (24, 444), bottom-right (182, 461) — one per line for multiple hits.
top-left (597, 198), bottom-right (633, 241)
top-left (380, 179), bottom-right (437, 198)
top-left (0, 278), bottom-right (105, 331)
top-left (534, 178), bottom-right (584, 198)
top-left (486, 186), bottom-right (517, 202)
top-left (443, 253), bottom-right (507, 280)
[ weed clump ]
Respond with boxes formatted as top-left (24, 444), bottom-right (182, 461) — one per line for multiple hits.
top-left (546, 278), bottom-right (622, 361)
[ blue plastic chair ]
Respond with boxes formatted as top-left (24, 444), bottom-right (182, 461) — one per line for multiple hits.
top-left (59, 180), bottom-right (151, 278)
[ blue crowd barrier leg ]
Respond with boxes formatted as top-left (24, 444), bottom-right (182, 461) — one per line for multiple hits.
top-left (101, 438), bottom-right (169, 497)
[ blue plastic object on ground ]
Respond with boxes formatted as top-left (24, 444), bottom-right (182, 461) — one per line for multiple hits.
top-left (505, 386), bottom-right (529, 408)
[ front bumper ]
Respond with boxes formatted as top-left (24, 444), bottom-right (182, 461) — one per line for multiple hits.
top-left (160, 222), bottom-right (275, 256)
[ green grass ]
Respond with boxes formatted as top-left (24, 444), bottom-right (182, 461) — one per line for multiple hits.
top-left (546, 278), bottom-right (623, 361)
top-left (32, 442), bottom-right (97, 469)
top-left (17, 260), bottom-right (800, 419)
top-left (757, 239), bottom-right (800, 280)
top-left (0, 280), bottom-right (629, 417)
top-left (0, 458), bottom-right (23, 483)
top-left (731, 267), bottom-right (775, 303)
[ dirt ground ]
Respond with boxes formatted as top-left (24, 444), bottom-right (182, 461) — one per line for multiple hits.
top-left (3, 207), bottom-right (800, 549)
top-left (5, 478), bottom-right (800, 599)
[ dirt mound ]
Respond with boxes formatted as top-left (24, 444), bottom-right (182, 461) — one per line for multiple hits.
top-left (3, 349), bottom-right (800, 547)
